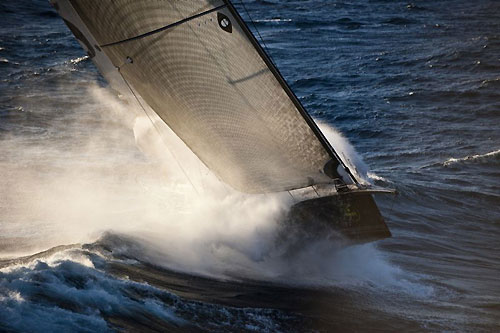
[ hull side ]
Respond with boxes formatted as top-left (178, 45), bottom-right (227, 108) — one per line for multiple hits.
top-left (288, 192), bottom-right (391, 244)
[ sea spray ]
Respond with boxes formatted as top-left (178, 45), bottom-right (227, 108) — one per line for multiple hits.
top-left (317, 122), bottom-right (372, 185)
top-left (0, 83), bottom-right (402, 287)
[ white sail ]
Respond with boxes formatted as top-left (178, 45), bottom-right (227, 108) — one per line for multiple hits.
top-left (51, 0), bottom-right (356, 193)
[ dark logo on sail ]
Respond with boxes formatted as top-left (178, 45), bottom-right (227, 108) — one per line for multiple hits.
top-left (217, 13), bottom-right (232, 33)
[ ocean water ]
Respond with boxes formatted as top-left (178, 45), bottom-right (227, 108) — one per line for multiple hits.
top-left (1, 0), bottom-right (499, 332)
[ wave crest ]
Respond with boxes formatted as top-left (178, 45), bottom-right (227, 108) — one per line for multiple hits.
top-left (443, 149), bottom-right (500, 166)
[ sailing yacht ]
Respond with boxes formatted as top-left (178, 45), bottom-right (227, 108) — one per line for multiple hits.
top-left (51, 0), bottom-right (393, 243)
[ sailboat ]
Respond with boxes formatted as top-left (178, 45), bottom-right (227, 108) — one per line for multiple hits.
top-left (50, 0), bottom-right (394, 243)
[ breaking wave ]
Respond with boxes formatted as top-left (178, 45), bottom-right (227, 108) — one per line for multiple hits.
top-left (318, 122), bottom-right (374, 185)
top-left (442, 149), bottom-right (500, 166)
top-left (0, 245), bottom-right (291, 333)
top-left (421, 148), bottom-right (500, 169)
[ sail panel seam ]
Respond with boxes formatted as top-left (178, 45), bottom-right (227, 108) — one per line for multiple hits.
top-left (100, 4), bottom-right (228, 48)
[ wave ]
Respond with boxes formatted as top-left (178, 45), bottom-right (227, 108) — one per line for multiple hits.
top-left (420, 149), bottom-right (500, 169)
top-left (68, 55), bottom-right (89, 65)
top-left (442, 149), bottom-right (500, 167)
top-left (254, 18), bottom-right (292, 23)
top-left (0, 244), bottom-right (291, 332)
top-left (317, 122), bottom-right (372, 185)
top-left (1, 234), bottom-right (434, 332)
top-left (367, 172), bottom-right (391, 183)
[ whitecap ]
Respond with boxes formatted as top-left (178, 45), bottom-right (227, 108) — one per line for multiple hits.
top-left (443, 149), bottom-right (500, 166)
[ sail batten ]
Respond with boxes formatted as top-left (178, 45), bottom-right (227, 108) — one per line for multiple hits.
top-left (58, 0), bottom-right (355, 193)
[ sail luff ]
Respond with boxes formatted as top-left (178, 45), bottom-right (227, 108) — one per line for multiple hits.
top-left (223, 0), bottom-right (359, 185)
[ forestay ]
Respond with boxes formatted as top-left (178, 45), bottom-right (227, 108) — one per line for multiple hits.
top-left (64, 0), bottom-right (353, 193)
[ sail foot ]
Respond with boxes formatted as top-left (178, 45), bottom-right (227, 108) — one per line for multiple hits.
top-left (287, 192), bottom-right (391, 244)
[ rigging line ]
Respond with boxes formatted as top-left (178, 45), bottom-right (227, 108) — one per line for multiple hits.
top-left (117, 67), bottom-right (201, 195)
top-left (312, 185), bottom-right (320, 197)
top-left (100, 4), bottom-right (227, 48)
top-left (236, 0), bottom-right (276, 66)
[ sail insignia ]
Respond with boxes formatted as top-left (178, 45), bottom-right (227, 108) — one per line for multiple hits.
top-left (217, 12), bottom-right (232, 33)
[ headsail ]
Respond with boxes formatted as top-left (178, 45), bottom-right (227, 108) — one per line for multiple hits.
top-left (52, 0), bottom-right (356, 193)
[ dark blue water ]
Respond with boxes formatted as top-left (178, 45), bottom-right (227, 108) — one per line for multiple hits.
top-left (1, 1), bottom-right (499, 332)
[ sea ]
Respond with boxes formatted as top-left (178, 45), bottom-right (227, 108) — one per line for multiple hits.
top-left (1, 0), bottom-right (499, 332)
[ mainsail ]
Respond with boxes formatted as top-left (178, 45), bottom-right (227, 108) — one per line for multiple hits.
top-left (51, 0), bottom-right (392, 242)
top-left (51, 0), bottom-right (357, 193)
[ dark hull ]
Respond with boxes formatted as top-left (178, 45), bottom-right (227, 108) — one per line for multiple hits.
top-left (288, 192), bottom-right (391, 244)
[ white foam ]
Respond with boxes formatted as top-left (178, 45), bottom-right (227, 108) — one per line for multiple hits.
top-left (255, 18), bottom-right (292, 22)
top-left (367, 171), bottom-right (390, 183)
top-left (443, 149), bottom-right (500, 166)
top-left (0, 83), bottom-right (411, 290)
top-left (317, 122), bottom-right (372, 185)
top-left (0, 248), bottom-right (291, 332)
top-left (68, 55), bottom-right (89, 64)
top-left (0, 256), bottom-right (180, 332)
